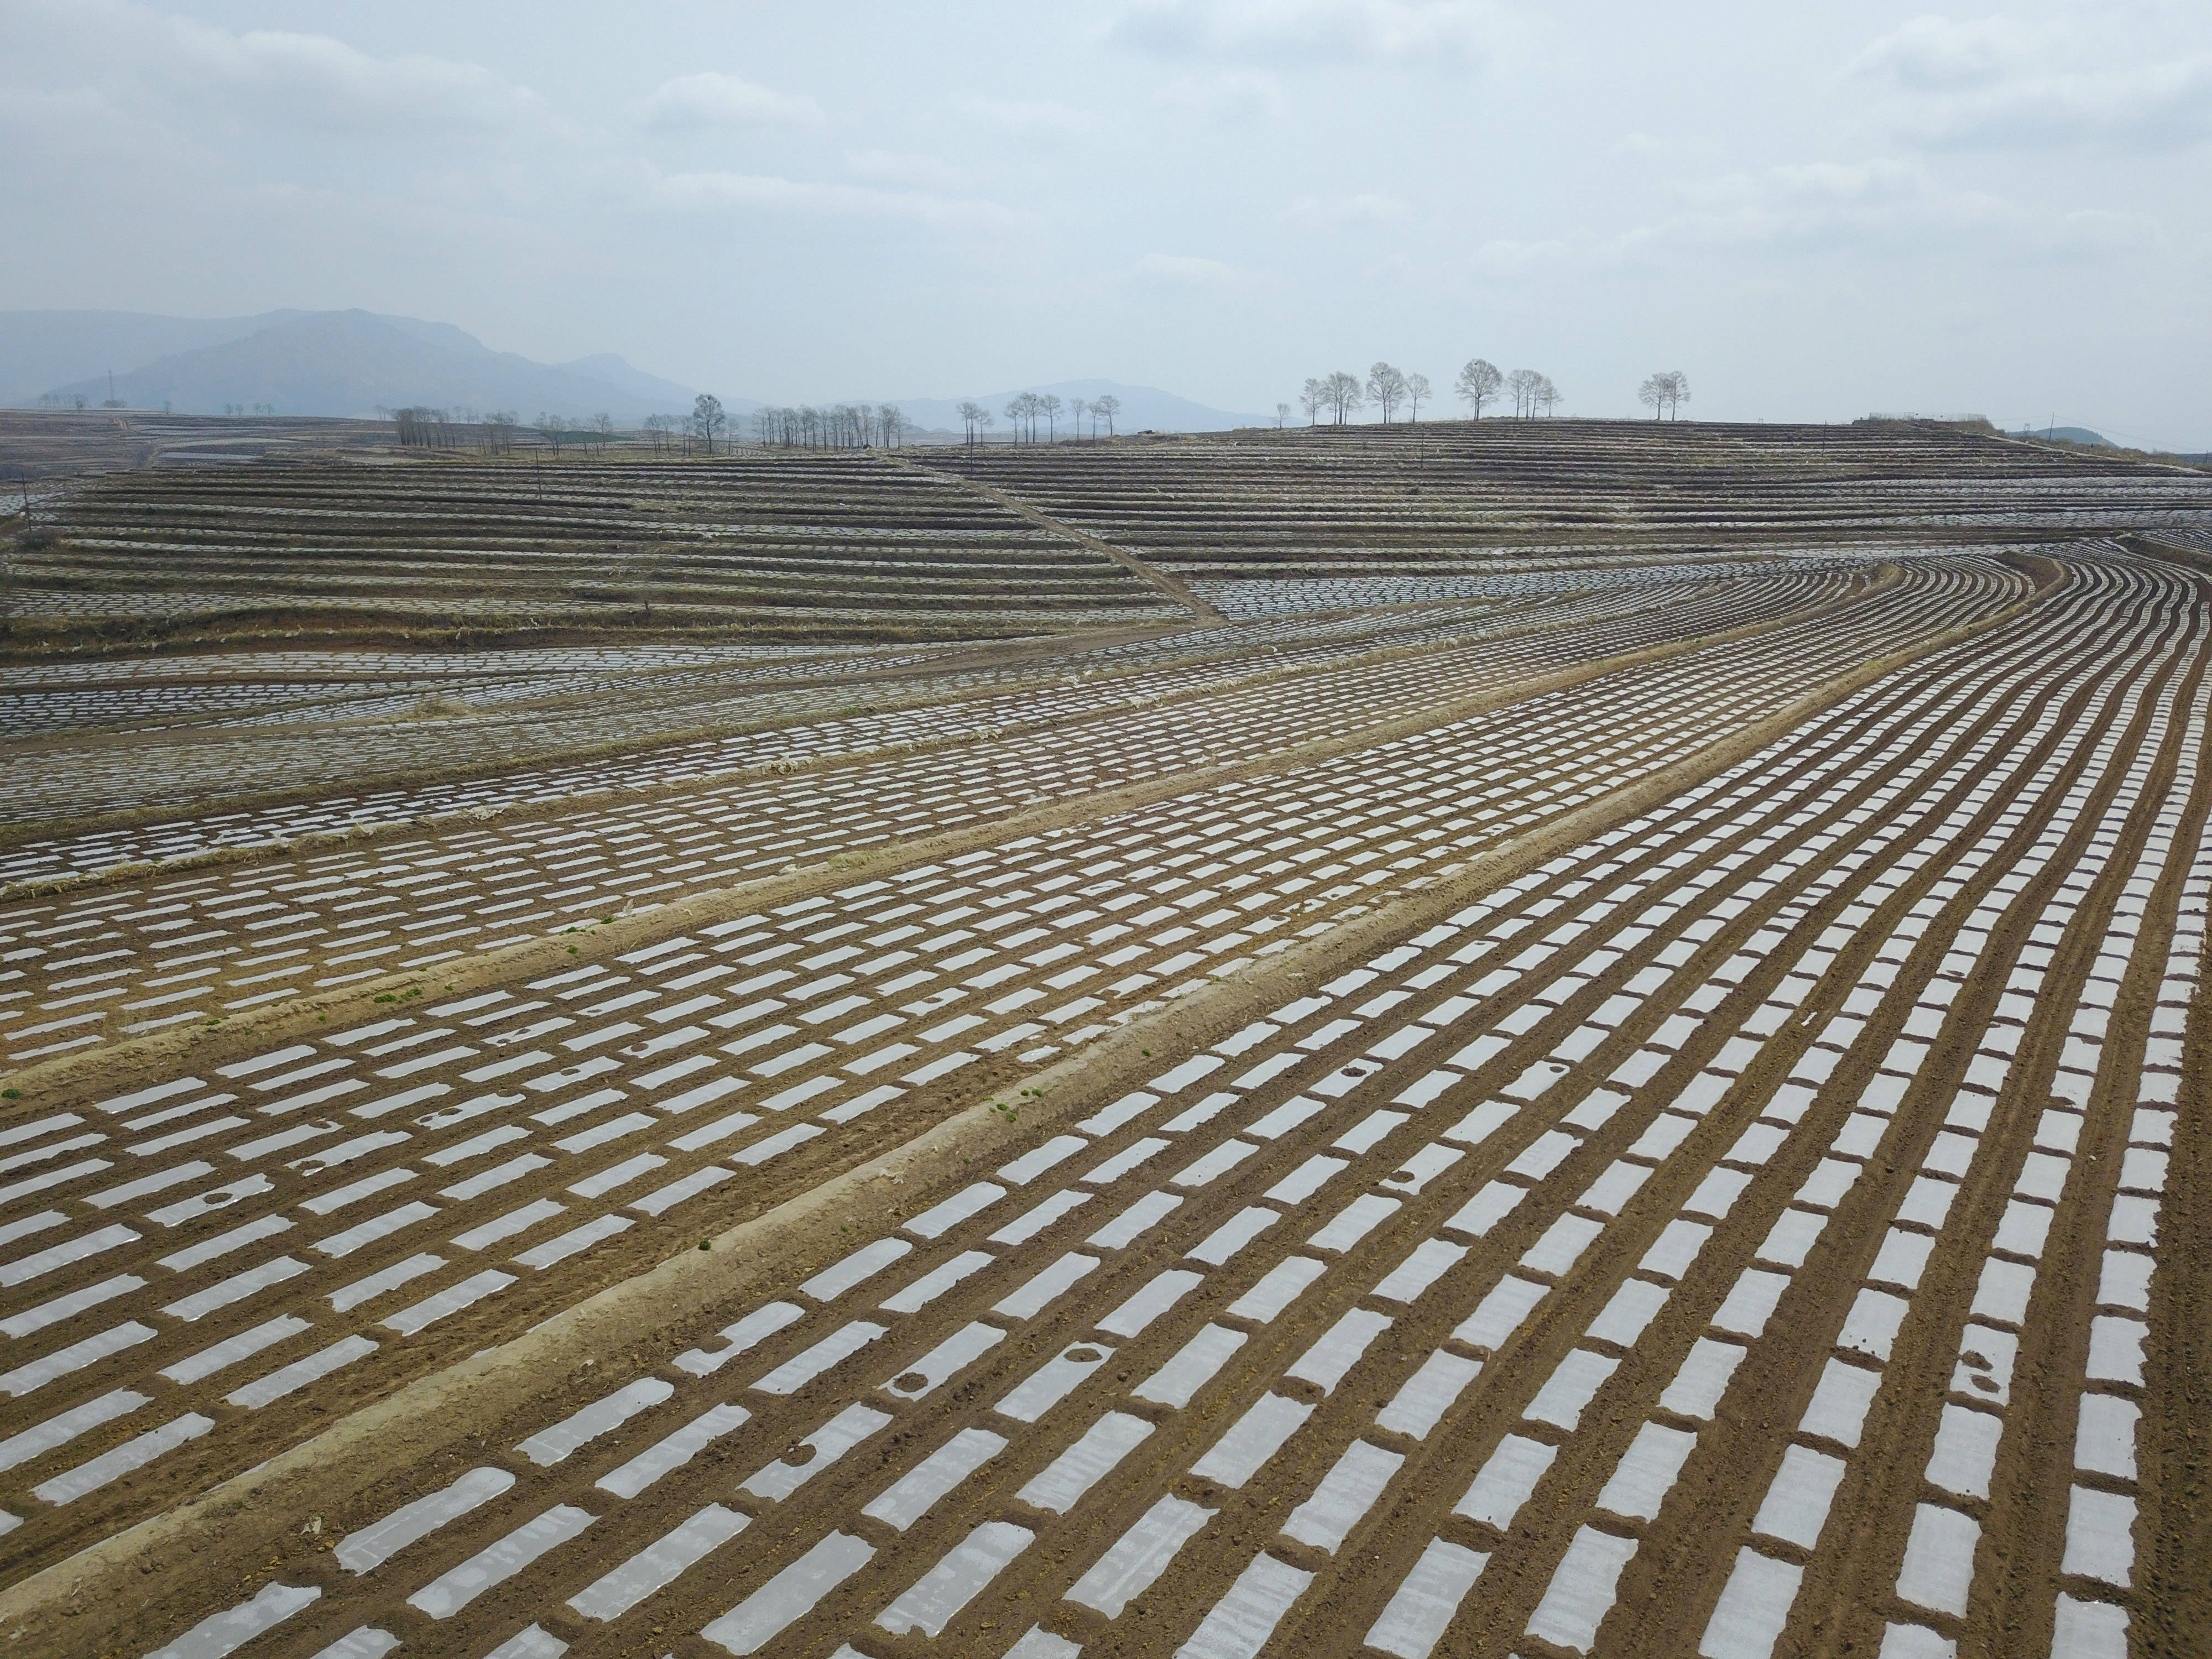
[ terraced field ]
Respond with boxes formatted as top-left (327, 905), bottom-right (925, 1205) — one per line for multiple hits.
top-left (12, 453), bottom-right (1183, 639)
top-left (0, 421), bottom-right (2209, 1659)
top-left (953, 420), bottom-right (2211, 610)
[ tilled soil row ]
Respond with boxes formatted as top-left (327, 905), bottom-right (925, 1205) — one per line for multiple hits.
top-left (4, 553), bottom-right (2177, 1655)
top-left (0, 593), bottom-right (1488, 857)
top-left (0, 563), bottom-right (2006, 1586)
top-left (323, 562), bottom-right (2194, 1659)
top-left (0, 564), bottom-right (1903, 1076)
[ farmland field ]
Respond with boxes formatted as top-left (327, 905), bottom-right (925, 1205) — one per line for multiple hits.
top-left (1, 419), bottom-right (2209, 1659)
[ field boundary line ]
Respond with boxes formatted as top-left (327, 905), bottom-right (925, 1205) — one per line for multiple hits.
top-left (898, 451), bottom-right (1228, 622)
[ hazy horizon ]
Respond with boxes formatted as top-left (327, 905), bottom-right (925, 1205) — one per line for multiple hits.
top-left (5, 1), bottom-right (2208, 447)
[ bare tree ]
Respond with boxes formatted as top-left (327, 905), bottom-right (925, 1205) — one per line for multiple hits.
top-left (1092, 393), bottom-right (1119, 436)
top-left (877, 404), bottom-right (906, 447)
top-left (1004, 394), bottom-right (1029, 444)
top-left (1275, 401), bottom-right (1290, 429)
top-left (1070, 397), bottom-right (1090, 437)
top-left (1300, 378), bottom-right (1325, 426)
top-left (1366, 362), bottom-right (1407, 423)
top-left (1455, 358), bottom-right (1503, 420)
top-left (1404, 371), bottom-right (1432, 423)
top-left (1506, 369), bottom-right (1542, 419)
top-left (957, 400), bottom-right (988, 445)
top-left (1040, 393), bottom-right (1063, 442)
top-left (692, 393), bottom-right (726, 455)
top-left (1638, 371), bottom-right (1689, 419)
top-left (1535, 375), bottom-right (1562, 416)
top-left (1325, 371), bottom-right (1364, 424)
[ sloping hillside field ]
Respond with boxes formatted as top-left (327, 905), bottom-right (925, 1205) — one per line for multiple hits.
top-left (1, 422), bottom-right (2209, 1659)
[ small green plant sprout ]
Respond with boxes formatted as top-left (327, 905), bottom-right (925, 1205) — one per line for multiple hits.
top-left (991, 1099), bottom-right (1018, 1123)
top-left (1, 1088), bottom-right (19, 1099)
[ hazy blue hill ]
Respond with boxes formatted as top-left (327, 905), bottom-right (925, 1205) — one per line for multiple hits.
top-left (6, 307), bottom-right (1276, 435)
top-left (15, 309), bottom-right (709, 421)
top-left (0, 309), bottom-right (299, 405)
top-left (554, 352), bottom-right (699, 409)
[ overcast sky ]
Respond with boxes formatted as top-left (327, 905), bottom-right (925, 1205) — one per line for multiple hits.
top-left (5, 0), bottom-right (2208, 442)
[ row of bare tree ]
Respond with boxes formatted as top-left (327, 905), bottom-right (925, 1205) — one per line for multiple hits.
top-left (1299, 362), bottom-right (1562, 424)
top-left (1637, 372), bottom-right (1692, 419)
top-left (378, 365), bottom-right (1692, 461)
top-left (1297, 367), bottom-right (1441, 425)
top-left (1292, 362), bottom-right (1691, 424)
top-left (1473, 363), bottom-right (1562, 419)
top-left (749, 403), bottom-right (910, 449)
top-left (957, 392), bottom-right (1123, 446)
top-left (1446, 360), bottom-right (1559, 419)
top-left (377, 402), bottom-right (725, 455)
top-left (389, 406), bottom-right (529, 452)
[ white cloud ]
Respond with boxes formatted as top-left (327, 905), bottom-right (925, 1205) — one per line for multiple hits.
top-left (1109, 0), bottom-right (1507, 69)
top-left (638, 166), bottom-right (1028, 233)
top-left (1846, 14), bottom-right (2061, 89)
top-left (1155, 69), bottom-right (1288, 121)
top-left (844, 149), bottom-right (972, 192)
top-left (1, 3), bottom-right (541, 137)
top-left (1914, 59), bottom-right (2212, 151)
top-left (1285, 192), bottom-right (1412, 228)
top-left (165, 19), bottom-right (540, 131)
top-left (638, 72), bottom-right (823, 131)
top-left (1467, 236), bottom-right (1572, 276)
top-left (1848, 15), bottom-right (2212, 152)
top-left (962, 98), bottom-right (1099, 141)
top-left (1130, 252), bottom-right (1249, 286)
top-left (1625, 157), bottom-right (2164, 263)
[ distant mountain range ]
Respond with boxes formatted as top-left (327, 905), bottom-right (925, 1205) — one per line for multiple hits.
top-left (1, 307), bottom-right (1278, 434)
top-left (1, 309), bottom-right (705, 422)
top-left (2023, 425), bottom-right (2115, 447)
